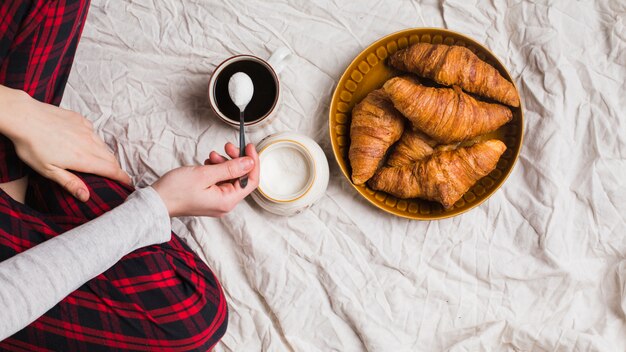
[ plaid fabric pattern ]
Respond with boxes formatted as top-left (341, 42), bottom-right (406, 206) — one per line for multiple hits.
top-left (0, 173), bottom-right (228, 351)
top-left (0, 1), bottom-right (228, 350)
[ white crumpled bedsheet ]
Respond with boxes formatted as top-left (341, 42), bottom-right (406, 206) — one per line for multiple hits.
top-left (61, 0), bottom-right (626, 350)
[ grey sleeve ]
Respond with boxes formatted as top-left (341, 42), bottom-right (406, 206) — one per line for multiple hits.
top-left (0, 186), bottom-right (171, 340)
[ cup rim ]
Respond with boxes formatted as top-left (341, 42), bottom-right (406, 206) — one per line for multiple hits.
top-left (208, 54), bottom-right (280, 127)
top-left (257, 139), bottom-right (317, 203)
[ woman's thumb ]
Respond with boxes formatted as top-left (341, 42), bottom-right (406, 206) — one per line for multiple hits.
top-left (48, 167), bottom-right (90, 202)
top-left (206, 157), bottom-right (254, 184)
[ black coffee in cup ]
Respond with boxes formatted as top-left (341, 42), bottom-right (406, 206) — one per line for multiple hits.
top-left (213, 59), bottom-right (278, 123)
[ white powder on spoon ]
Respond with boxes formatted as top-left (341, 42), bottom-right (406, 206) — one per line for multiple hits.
top-left (228, 72), bottom-right (254, 109)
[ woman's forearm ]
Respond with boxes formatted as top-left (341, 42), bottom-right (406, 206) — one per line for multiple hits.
top-left (0, 187), bottom-right (171, 340)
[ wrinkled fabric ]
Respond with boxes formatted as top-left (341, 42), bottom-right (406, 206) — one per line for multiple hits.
top-left (61, 0), bottom-right (626, 351)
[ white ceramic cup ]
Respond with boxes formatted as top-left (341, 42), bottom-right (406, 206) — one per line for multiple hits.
top-left (208, 47), bottom-right (291, 129)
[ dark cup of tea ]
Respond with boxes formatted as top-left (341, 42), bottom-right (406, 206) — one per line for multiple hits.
top-left (209, 48), bottom-right (290, 129)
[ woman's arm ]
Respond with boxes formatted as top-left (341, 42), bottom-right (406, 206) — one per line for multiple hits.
top-left (0, 84), bottom-right (131, 202)
top-left (0, 187), bottom-right (170, 340)
top-left (0, 143), bottom-right (260, 340)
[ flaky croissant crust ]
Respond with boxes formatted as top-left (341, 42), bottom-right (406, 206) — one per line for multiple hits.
top-left (349, 89), bottom-right (405, 185)
top-left (389, 42), bottom-right (520, 107)
top-left (369, 139), bottom-right (507, 209)
top-left (383, 77), bottom-right (512, 144)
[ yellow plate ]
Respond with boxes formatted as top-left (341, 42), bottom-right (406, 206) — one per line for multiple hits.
top-left (328, 28), bottom-right (523, 220)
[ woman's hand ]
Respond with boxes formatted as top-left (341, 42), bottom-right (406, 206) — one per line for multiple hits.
top-left (152, 143), bottom-right (260, 217)
top-left (0, 85), bottom-right (131, 202)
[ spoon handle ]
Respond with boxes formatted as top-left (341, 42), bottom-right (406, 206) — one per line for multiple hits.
top-left (239, 110), bottom-right (248, 188)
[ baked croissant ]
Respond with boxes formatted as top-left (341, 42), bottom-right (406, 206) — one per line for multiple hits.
top-left (389, 43), bottom-right (520, 107)
top-left (387, 129), bottom-right (436, 167)
top-left (383, 76), bottom-right (512, 144)
top-left (368, 139), bottom-right (506, 209)
top-left (349, 89), bottom-right (405, 185)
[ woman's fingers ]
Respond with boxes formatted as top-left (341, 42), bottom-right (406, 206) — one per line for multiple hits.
top-left (206, 151), bottom-right (228, 165)
top-left (219, 143), bottom-right (259, 188)
top-left (77, 155), bottom-right (132, 185)
top-left (81, 133), bottom-right (132, 185)
top-left (212, 143), bottom-right (260, 203)
top-left (92, 149), bottom-right (122, 170)
top-left (87, 134), bottom-right (118, 163)
top-left (111, 165), bottom-right (132, 185)
top-left (224, 142), bottom-right (258, 188)
top-left (47, 166), bottom-right (90, 202)
top-left (209, 142), bottom-right (250, 163)
top-left (202, 142), bottom-right (259, 191)
top-left (86, 134), bottom-right (132, 185)
top-left (203, 157), bottom-right (254, 185)
top-left (224, 142), bottom-right (240, 159)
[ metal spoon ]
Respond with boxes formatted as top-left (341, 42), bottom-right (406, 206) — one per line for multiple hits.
top-left (228, 72), bottom-right (254, 187)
